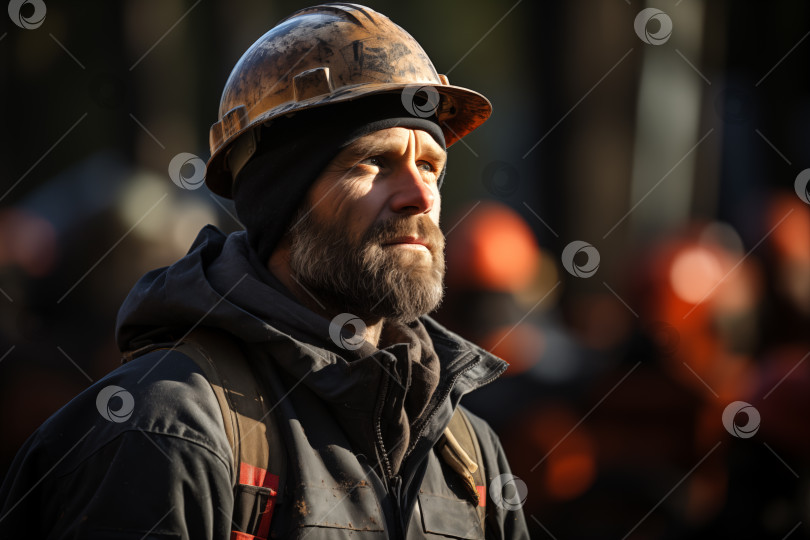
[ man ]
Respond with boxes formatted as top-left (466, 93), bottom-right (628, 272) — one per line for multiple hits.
top-left (0, 4), bottom-right (529, 539)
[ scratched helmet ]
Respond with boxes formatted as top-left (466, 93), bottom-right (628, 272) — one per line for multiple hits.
top-left (206, 2), bottom-right (492, 198)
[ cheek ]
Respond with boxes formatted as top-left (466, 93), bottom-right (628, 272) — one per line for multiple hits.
top-left (429, 191), bottom-right (442, 224)
top-left (309, 179), bottom-right (378, 240)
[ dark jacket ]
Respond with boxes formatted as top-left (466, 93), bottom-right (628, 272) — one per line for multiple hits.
top-left (0, 226), bottom-right (529, 539)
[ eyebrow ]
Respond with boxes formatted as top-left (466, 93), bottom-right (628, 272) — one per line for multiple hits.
top-left (345, 138), bottom-right (448, 164)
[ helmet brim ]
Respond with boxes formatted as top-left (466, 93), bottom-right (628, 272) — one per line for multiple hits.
top-left (205, 82), bottom-right (491, 199)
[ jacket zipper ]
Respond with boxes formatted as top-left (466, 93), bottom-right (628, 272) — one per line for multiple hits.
top-left (373, 358), bottom-right (405, 538)
top-left (374, 365), bottom-right (394, 480)
top-left (398, 352), bottom-right (504, 511)
top-left (377, 351), bottom-right (504, 537)
top-left (407, 352), bottom-right (481, 456)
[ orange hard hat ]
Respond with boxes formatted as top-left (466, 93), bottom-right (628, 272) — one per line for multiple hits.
top-left (206, 3), bottom-right (492, 198)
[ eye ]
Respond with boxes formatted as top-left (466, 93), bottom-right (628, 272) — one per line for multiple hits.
top-left (360, 156), bottom-right (385, 168)
top-left (417, 161), bottom-right (436, 173)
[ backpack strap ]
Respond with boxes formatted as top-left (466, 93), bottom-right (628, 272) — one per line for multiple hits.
top-left (439, 408), bottom-right (487, 531)
top-left (124, 329), bottom-right (286, 540)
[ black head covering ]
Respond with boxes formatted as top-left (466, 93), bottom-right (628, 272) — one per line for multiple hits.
top-left (232, 94), bottom-right (447, 263)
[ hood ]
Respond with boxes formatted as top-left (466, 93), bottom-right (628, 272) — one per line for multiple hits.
top-left (116, 224), bottom-right (507, 406)
top-left (116, 225), bottom-right (508, 474)
top-left (117, 225), bottom-right (345, 352)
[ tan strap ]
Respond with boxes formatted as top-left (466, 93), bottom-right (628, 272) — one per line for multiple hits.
top-left (440, 408), bottom-right (487, 531)
top-left (176, 329), bottom-right (286, 483)
top-left (123, 329), bottom-right (285, 538)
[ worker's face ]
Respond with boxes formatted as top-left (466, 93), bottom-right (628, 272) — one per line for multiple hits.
top-left (288, 127), bottom-right (447, 322)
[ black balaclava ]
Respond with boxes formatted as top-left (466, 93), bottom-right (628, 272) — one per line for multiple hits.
top-left (232, 94), bottom-right (447, 263)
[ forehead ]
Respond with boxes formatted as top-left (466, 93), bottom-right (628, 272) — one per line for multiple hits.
top-left (343, 127), bottom-right (446, 158)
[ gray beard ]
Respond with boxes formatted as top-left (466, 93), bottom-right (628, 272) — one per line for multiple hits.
top-left (287, 206), bottom-right (446, 323)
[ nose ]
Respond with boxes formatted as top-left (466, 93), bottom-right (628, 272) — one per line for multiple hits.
top-left (388, 162), bottom-right (436, 216)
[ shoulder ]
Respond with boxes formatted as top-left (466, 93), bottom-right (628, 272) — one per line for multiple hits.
top-left (457, 405), bottom-right (501, 446)
top-left (23, 348), bottom-right (233, 478)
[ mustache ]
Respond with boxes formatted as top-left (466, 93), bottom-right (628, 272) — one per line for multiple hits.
top-left (362, 216), bottom-right (445, 252)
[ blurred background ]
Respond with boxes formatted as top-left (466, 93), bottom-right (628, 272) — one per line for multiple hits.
top-left (2, 0), bottom-right (810, 538)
